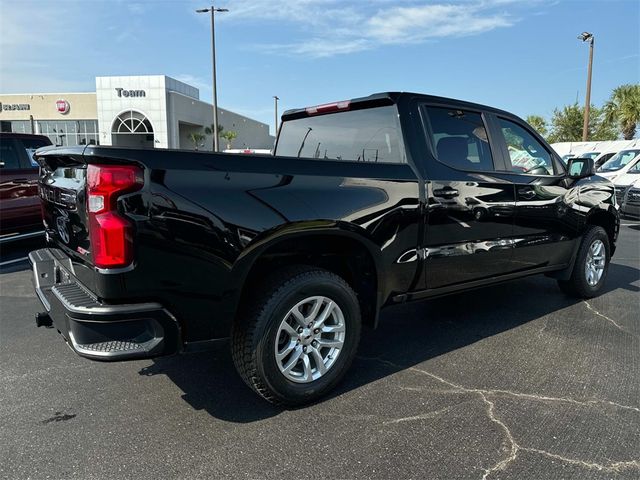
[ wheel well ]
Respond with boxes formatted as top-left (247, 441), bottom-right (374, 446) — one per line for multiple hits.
top-left (238, 235), bottom-right (378, 328)
top-left (587, 211), bottom-right (616, 249)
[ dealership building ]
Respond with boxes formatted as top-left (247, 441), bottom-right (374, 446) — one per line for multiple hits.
top-left (0, 75), bottom-right (274, 150)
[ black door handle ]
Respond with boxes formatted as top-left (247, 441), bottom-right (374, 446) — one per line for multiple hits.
top-left (518, 188), bottom-right (536, 200)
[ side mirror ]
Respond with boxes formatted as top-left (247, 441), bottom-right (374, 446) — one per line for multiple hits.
top-left (567, 157), bottom-right (595, 179)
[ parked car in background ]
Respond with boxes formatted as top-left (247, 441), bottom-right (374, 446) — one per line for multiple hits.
top-left (612, 159), bottom-right (640, 205)
top-left (579, 151), bottom-right (601, 160)
top-left (0, 133), bottom-right (52, 242)
top-left (561, 152), bottom-right (598, 164)
top-left (554, 140), bottom-right (640, 168)
top-left (593, 151), bottom-right (618, 169)
top-left (552, 141), bottom-right (595, 159)
top-left (620, 179), bottom-right (640, 220)
top-left (551, 140), bottom-right (640, 164)
top-left (598, 149), bottom-right (640, 182)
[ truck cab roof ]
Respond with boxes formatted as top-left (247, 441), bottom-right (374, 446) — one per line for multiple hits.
top-left (282, 91), bottom-right (515, 121)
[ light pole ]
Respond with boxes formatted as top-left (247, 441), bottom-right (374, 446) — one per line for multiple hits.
top-left (273, 95), bottom-right (279, 137)
top-left (196, 6), bottom-right (228, 152)
top-left (578, 31), bottom-right (594, 142)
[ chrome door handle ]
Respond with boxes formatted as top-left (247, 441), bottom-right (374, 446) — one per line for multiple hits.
top-left (434, 188), bottom-right (459, 198)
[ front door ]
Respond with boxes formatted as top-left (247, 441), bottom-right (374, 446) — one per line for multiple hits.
top-left (489, 116), bottom-right (575, 270)
top-left (420, 105), bottom-right (516, 289)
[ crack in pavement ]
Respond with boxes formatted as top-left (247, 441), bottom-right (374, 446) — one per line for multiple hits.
top-left (383, 405), bottom-right (458, 425)
top-left (536, 319), bottom-right (549, 338)
top-left (584, 300), bottom-right (634, 336)
top-left (357, 356), bottom-right (640, 413)
top-left (480, 393), bottom-right (519, 480)
top-left (521, 447), bottom-right (640, 474)
top-left (356, 355), bottom-right (640, 478)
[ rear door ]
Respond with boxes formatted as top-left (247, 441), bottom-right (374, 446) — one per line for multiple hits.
top-left (419, 104), bottom-right (516, 289)
top-left (0, 137), bottom-right (43, 235)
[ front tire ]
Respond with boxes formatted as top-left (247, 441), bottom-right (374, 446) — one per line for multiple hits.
top-left (558, 226), bottom-right (610, 298)
top-left (232, 266), bottom-right (361, 406)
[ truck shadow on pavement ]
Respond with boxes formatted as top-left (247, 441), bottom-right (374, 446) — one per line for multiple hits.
top-left (139, 262), bottom-right (639, 423)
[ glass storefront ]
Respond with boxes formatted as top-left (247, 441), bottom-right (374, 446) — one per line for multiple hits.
top-left (10, 119), bottom-right (99, 146)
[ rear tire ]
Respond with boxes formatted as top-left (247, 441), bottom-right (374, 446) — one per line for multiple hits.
top-left (558, 226), bottom-right (610, 298)
top-left (231, 265), bottom-right (361, 406)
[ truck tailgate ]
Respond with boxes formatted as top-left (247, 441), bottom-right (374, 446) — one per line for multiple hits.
top-left (36, 147), bottom-right (93, 265)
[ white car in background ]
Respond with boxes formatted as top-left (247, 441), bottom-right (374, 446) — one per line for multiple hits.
top-left (611, 159), bottom-right (640, 205)
top-left (592, 140), bottom-right (640, 169)
top-left (553, 140), bottom-right (640, 168)
top-left (597, 149), bottom-right (640, 182)
top-left (592, 150), bottom-right (618, 169)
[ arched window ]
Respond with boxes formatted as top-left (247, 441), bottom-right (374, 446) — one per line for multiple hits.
top-left (112, 110), bottom-right (153, 134)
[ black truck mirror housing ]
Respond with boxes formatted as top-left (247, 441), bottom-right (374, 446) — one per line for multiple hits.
top-left (567, 157), bottom-right (595, 179)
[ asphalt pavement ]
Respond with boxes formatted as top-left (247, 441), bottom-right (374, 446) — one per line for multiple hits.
top-left (1, 226), bottom-right (639, 480)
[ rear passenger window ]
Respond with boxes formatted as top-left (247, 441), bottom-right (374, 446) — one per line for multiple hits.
top-left (498, 118), bottom-right (554, 175)
top-left (0, 140), bottom-right (22, 169)
top-left (424, 106), bottom-right (494, 171)
top-left (276, 106), bottom-right (406, 164)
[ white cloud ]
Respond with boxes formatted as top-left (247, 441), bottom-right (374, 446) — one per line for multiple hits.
top-left (261, 38), bottom-right (371, 58)
top-left (224, 0), bottom-right (522, 57)
top-left (367, 4), bottom-right (513, 44)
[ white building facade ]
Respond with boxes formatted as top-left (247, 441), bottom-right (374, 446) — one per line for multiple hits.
top-left (96, 75), bottom-right (274, 150)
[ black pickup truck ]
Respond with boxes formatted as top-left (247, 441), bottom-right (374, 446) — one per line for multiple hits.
top-left (30, 92), bottom-right (619, 405)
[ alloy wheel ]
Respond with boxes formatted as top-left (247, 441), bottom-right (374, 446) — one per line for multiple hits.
top-left (274, 296), bottom-right (345, 383)
top-left (585, 239), bottom-right (605, 286)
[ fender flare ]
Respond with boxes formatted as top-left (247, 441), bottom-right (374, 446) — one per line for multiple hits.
top-left (229, 221), bottom-right (385, 325)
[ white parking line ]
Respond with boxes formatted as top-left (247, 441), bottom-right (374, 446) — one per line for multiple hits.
top-left (621, 223), bottom-right (639, 226)
top-left (0, 257), bottom-right (29, 267)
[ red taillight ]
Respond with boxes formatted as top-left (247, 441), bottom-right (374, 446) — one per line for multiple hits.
top-left (305, 100), bottom-right (350, 116)
top-left (87, 164), bottom-right (143, 269)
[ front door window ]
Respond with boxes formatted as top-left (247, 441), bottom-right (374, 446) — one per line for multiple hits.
top-left (498, 118), bottom-right (554, 176)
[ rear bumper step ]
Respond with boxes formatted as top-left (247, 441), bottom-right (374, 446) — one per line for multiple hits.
top-left (29, 248), bottom-right (181, 361)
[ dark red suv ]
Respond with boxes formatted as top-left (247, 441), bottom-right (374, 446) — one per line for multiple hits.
top-left (0, 133), bottom-right (52, 241)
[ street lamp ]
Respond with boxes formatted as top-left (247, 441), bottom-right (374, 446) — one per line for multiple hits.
top-left (196, 6), bottom-right (229, 152)
top-left (578, 31), bottom-right (594, 142)
top-left (273, 95), bottom-right (279, 137)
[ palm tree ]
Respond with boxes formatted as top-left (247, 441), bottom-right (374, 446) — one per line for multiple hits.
top-left (603, 84), bottom-right (640, 140)
top-left (187, 132), bottom-right (206, 151)
top-left (204, 124), bottom-right (224, 136)
top-left (221, 130), bottom-right (238, 150)
top-left (204, 124), bottom-right (225, 151)
top-left (526, 115), bottom-right (548, 138)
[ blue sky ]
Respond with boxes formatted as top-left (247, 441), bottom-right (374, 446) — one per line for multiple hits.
top-left (0, 0), bottom-right (638, 134)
